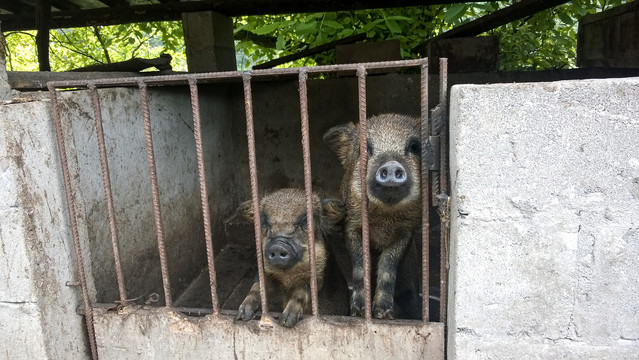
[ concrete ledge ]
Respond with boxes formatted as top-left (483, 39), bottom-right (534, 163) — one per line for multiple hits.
top-left (94, 307), bottom-right (444, 359)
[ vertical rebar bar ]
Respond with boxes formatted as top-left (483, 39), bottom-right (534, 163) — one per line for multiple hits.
top-left (298, 70), bottom-right (319, 317)
top-left (138, 81), bottom-right (172, 307)
top-left (48, 85), bottom-right (99, 360)
top-left (188, 76), bottom-right (220, 315)
top-left (439, 59), bottom-right (449, 196)
top-left (419, 60), bottom-right (430, 322)
top-left (356, 66), bottom-right (372, 321)
top-left (242, 73), bottom-right (271, 324)
top-left (439, 58), bottom-right (449, 324)
top-left (88, 84), bottom-right (128, 304)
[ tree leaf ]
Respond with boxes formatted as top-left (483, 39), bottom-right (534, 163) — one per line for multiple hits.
top-left (443, 4), bottom-right (467, 23)
top-left (557, 12), bottom-right (573, 25)
top-left (276, 35), bottom-right (286, 50)
top-left (386, 19), bottom-right (402, 34)
top-left (295, 21), bottom-right (318, 35)
top-left (322, 20), bottom-right (343, 29)
top-left (253, 22), bottom-right (280, 35)
top-left (385, 15), bottom-right (413, 21)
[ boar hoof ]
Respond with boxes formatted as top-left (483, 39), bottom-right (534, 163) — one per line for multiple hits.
top-left (350, 292), bottom-right (365, 317)
top-left (236, 300), bottom-right (259, 321)
top-left (280, 305), bottom-right (303, 327)
top-left (373, 305), bottom-right (395, 320)
top-left (373, 296), bottom-right (395, 319)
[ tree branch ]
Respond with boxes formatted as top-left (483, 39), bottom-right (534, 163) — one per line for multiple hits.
top-left (91, 26), bottom-right (112, 63)
top-left (50, 31), bottom-right (104, 65)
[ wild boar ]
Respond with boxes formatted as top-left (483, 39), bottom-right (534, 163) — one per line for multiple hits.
top-left (323, 113), bottom-right (422, 320)
top-left (234, 188), bottom-right (348, 327)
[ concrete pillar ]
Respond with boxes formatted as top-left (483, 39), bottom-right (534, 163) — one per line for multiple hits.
top-left (0, 27), bottom-right (18, 100)
top-left (0, 99), bottom-right (89, 359)
top-left (181, 10), bottom-right (236, 72)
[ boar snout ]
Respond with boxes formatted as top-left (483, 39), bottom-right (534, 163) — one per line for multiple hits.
top-left (375, 160), bottom-right (406, 187)
top-left (264, 236), bottom-right (302, 269)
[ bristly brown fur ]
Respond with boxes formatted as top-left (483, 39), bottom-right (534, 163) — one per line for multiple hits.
top-left (234, 188), bottom-right (348, 327)
top-left (324, 113), bottom-right (422, 320)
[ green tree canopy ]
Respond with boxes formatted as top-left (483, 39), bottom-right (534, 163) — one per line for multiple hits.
top-left (2, 0), bottom-right (629, 73)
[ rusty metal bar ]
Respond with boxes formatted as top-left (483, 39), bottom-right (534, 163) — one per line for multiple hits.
top-left (48, 85), bottom-right (99, 360)
top-left (187, 76), bottom-right (220, 315)
top-left (138, 81), bottom-right (173, 307)
top-left (356, 66), bottom-right (372, 321)
top-left (419, 61), bottom-right (430, 322)
top-left (49, 58), bottom-right (445, 329)
top-left (47, 59), bottom-right (429, 89)
top-left (439, 59), bottom-right (449, 196)
top-left (88, 83), bottom-right (128, 304)
top-left (439, 58), bottom-right (449, 324)
top-left (242, 72), bottom-right (272, 325)
top-left (298, 69), bottom-right (319, 317)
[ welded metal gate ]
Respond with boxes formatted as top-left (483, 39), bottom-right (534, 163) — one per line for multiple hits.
top-left (47, 58), bottom-right (450, 359)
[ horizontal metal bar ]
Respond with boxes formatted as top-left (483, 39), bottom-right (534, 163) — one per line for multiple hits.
top-left (46, 58), bottom-right (428, 89)
top-left (82, 304), bottom-right (430, 326)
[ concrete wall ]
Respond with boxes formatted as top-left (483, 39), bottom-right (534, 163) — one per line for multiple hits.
top-left (448, 77), bottom-right (639, 358)
top-left (55, 86), bottom-right (233, 304)
top-left (1, 100), bottom-right (89, 358)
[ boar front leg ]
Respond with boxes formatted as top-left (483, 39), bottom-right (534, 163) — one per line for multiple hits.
top-left (281, 284), bottom-right (310, 327)
top-left (373, 235), bottom-right (410, 319)
top-left (346, 227), bottom-right (366, 317)
top-left (236, 278), bottom-right (261, 321)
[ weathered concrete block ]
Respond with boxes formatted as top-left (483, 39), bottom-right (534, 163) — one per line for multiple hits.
top-left (448, 78), bottom-right (639, 359)
top-left (0, 28), bottom-right (18, 100)
top-left (0, 100), bottom-right (89, 358)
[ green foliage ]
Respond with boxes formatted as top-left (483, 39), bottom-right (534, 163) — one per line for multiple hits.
top-left (234, 1), bottom-right (630, 71)
top-left (493, 0), bottom-right (629, 70)
top-left (2, 1), bottom-right (632, 72)
top-left (234, 8), bottom-right (446, 69)
top-left (3, 21), bottom-right (187, 72)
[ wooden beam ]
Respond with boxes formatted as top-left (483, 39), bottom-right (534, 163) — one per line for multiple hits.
top-left (235, 29), bottom-right (288, 49)
top-left (0, 0), bottom-right (465, 31)
top-left (0, 1), bottom-right (33, 15)
top-left (50, 0), bottom-right (83, 11)
top-left (97, 0), bottom-right (126, 7)
top-left (70, 53), bottom-right (173, 72)
top-left (415, 0), bottom-right (571, 54)
top-left (35, 0), bottom-right (51, 72)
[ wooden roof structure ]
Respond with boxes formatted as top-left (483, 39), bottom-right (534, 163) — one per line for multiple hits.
top-left (0, 0), bottom-right (576, 32)
top-left (0, 0), bottom-right (471, 32)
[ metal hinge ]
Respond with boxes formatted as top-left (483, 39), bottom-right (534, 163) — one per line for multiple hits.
top-left (424, 135), bottom-right (440, 171)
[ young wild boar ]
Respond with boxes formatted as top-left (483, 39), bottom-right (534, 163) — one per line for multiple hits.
top-left (234, 188), bottom-right (348, 327)
top-left (323, 113), bottom-right (422, 320)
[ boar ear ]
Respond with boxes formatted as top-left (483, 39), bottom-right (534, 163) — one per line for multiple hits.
top-left (226, 200), bottom-right (254, 224)
top-left (319, 198), bottom-right (345, 237)
top-left (323, 123), bottom-right (357, 169)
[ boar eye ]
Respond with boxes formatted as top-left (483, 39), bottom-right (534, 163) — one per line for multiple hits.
top-left (406, 138), bottom-right (421, 156)
top-left (260, 212), bottom-right (271, 231)
top-left (366, 140), bottom-right (374, 156)
top-left (294, 213), bottom-right (308, 231)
